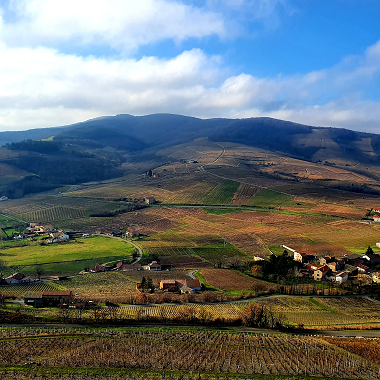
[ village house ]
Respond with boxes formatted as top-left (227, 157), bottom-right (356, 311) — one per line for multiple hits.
top-left (47, 230), bottom-right (69, 244)
top-left (293, 251), bottom-right (315, 264)
top-left (373, 215), bottom-right (380, 222)
top-left (159, 279), bottom-right (201, 293)
top-left (125, 227), bottom-right (140, 239)
top-left (362, 253), bottom-right (380, 267)
top-left (42, 291), bottom-right (73, 307)
top-left (4, 273), bottom-right (33, 285)
top-left (327, 271), bottom-right (348, 284)
top-left (143, 261), bottom-right (161, 271)
top-left (5, 273), bottom-right (33, 285)
top-left (115, 262), bottom-right (141, 271)
top-left (313, 265), bottom-right (331, 281)
top-left (145, 197), bottom-right (156, 205)
top-left (372, 272), bottom-right (380, 283)
top-left (373, 207), bottom-right (380, 213)
top-left (344, 264), bottom-right (359, 277)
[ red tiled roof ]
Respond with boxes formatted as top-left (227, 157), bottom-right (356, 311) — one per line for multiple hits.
top-left (42, 291), bottom-right (71, 296)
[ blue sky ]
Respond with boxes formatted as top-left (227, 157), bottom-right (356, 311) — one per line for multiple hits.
top-left (0, 0), bottom-right (380, 132)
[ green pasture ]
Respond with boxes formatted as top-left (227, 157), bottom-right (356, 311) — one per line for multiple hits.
top-left (0, 236), bottom-right (135, 266)
top-left (248, 189), bottom-right (294, 208)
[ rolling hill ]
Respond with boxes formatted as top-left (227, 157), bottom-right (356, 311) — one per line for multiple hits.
top-left (1, 113), bottom-right (380, 198)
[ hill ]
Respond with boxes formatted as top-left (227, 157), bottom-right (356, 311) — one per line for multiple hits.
top-left (1, 113), bottom-right (380, 198)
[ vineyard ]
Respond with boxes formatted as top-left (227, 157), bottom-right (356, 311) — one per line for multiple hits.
top-left (0, 281), bottom-right (62, 297)
top-left (201, 179), bottom-right (240, 205)
top-left (0, 327), bottom-right (378, 379)
top-left (17, 206), bottom-right (86, 222)
top-left (257, 296), bottom-right (380, 328)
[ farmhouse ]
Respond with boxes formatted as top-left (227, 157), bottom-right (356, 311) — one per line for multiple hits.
top-left (313, 265), bottom-right (331, 281)
top-left (294, 251), bottom-right (315, 264)
top-left (42, 291), bottom-right (73, 307)
top-left (327, 271), bottom-right (348, 284)
top-left (373, 215), bottom-right (380, 222)
top-left (24, 292), bottom-right (43, 307)
top-left (5, 273), bottom-right (33, 284)
top-left (145, 197), bottom-right (156, 205)
top-left (362, 253), bottom-right (380, 267)
top-left (373, 207), bottom-right (380, 213)
top-left (47, 230), bottom-right (69, 244)
top-left (115, 262), bottom-right (141, 271)
top-left (143, 261), bottom-right (161, 271)
top-left (159, 279), bottom-right (201, 293)
top-left (90, 264), bottom-right (106, 273)
top-left (126, 227), bottom-right (140, 239)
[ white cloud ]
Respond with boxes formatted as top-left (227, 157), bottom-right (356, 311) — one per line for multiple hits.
top-left (1, 0), bottom-right (226, 51)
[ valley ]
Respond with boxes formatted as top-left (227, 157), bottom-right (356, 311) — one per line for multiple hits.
top-left (0, 115), bottom-right (380, 379)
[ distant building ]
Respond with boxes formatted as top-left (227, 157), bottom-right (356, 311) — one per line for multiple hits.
top-left (293, 251), bottom-right (315, 264)
top-left (145, 197), bottom-right (156, 205)
top-left (373, 215), bottom-right (380, 222)
top-left (143, 261), bottom-right (161, 271)
top-left (5, 273), bottom-right (33, 284)
top-left (313, 265), bottom-right (331, 281)
top-left (115, 262), bottom-right (141, 271)
top-left (47, 231), bottom-right (69, 244)
top-left (0, 196), bottom-right (8, 201)
top-left (159, 279), bottom-right (201, 293)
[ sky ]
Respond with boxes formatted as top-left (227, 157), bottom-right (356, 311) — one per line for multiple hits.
top-left (0, 0), bottom-right (380, 133)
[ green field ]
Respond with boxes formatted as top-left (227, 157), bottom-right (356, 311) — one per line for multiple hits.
top-left (201, 179), bottom-right (240, 205)
top-left (0, 236), bottom-right (135, 266)
top-left (248, 189), bottom-right (294, 208)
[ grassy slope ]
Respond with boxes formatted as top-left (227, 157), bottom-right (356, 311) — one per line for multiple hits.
top-left (0, 236), bottom-right (135, 266)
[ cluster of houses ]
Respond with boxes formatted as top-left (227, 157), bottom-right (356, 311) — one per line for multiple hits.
top-left (1, 273), bottom-right (34, 285)
top-left (88, 261), bottom-right (163, 273)
top-left (283, 245), bottom-right (380, 284)
top-left (12, 223), bottom-right (71, 244)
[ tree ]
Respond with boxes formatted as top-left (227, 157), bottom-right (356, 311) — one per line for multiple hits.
top-left (141, 276), bottom-right (147, 291)
top-left (146, 277), bottom-right (154, 293)
top-left (35, 264), bottom-right (44, 281)
top-left (366, 246), bottom-right (374, 255)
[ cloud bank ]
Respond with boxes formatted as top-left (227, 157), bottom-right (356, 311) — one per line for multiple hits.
top-left (0, 0), bottom-right (379, 132)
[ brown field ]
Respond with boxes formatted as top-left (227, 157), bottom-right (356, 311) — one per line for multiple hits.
top-left (159, 255), bottom-right (212, 269)
top-left (201, 269), bottom-right (276, 292)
